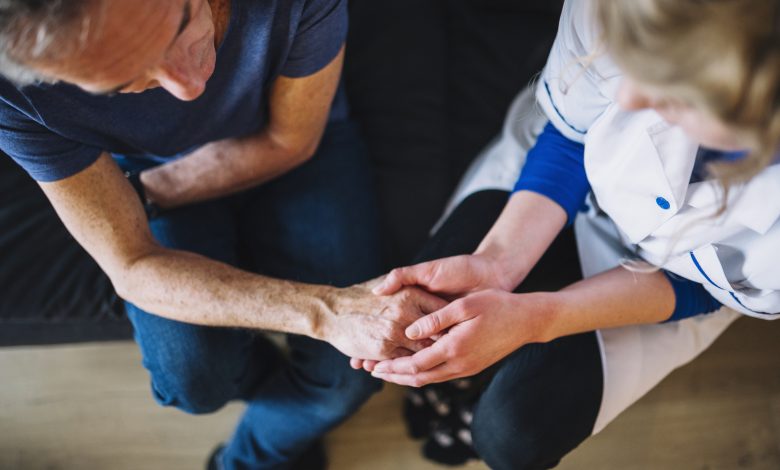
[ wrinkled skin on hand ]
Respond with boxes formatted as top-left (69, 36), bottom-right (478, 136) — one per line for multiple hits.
top-left (324, 281), bottom-right (447, 362)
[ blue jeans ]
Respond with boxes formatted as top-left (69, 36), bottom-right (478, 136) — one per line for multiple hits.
top-left (118, 120), bottom-right (383, 470)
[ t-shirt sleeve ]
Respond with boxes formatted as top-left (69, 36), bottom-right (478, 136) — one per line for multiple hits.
top-left (662, 270), bottom-right (723, 322)
top-left (513, 123), bottom-right (590, 226)
top-left (280, 0), bottom-right (348, 78)
top-left (0, 98), bottom-right (102, 182)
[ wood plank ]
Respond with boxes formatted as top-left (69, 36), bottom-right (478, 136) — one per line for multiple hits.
top-left (0, 317), bottom-right (778, 469)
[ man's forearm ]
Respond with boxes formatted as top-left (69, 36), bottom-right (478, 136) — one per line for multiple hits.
top-left (474, 190), bottom-right (567, 290)
top-left (140, 129), bottom-right (317, 209)
top-left (139, 48), bottom-right (345, 209)
top-left (118, 245), bottom-right (332, 336)
top-left (535, 267), bottom-right (676, 343)
top-left (116, 246), bottom-right (447, 361)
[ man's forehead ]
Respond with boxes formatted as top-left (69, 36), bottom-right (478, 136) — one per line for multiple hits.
top-left (31, 0), bottom-right (187, 88)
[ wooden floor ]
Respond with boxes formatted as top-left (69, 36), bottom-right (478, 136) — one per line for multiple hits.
top-left (1, 318), bottom-right (779, 470)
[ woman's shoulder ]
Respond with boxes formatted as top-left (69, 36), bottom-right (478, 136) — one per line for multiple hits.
top-left (536, 0), bottom-right (622, 142)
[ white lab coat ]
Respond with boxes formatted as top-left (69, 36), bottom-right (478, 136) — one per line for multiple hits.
top-left (438, 0), bottom-right (778, 435)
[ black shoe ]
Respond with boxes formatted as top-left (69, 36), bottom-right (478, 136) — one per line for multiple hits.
top-left (206, 441), bottom-right (327, 470)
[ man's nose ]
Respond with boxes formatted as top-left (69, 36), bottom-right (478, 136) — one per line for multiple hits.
top-left (153, 60), bottom-right (206, 102)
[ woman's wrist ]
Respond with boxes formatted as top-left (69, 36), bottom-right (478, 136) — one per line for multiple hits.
top-left (516, 291), bottom-right (564, 344)
top-left (473, 247), bottom-right (531, 291)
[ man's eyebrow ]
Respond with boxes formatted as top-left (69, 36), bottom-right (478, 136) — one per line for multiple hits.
top-left (93, 2), bottom-right (192, 96)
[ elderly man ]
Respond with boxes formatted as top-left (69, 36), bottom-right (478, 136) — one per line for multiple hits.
top-left (0, 0), bottom-right (443, 468)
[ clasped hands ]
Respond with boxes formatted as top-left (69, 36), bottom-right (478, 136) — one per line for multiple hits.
top-left (340, 254), bottom-right (553, 388)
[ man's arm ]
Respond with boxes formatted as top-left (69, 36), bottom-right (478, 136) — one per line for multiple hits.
top-left (139, 47), bottom-right (345, 209)
top-left (39, 153), bottom-right (447, 359)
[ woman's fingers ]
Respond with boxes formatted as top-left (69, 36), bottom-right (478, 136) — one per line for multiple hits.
top-left (373, 262), bottom-right (436, 295)
top-left (405, 301), bottom-right (468, 340)
top-left (372, 340), bottom-right (448, 375)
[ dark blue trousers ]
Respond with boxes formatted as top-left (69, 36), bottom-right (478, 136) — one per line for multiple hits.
top-left (119, 120), bottom-right (383, 470)
top-left (416, 190), bottom-right (603, 470)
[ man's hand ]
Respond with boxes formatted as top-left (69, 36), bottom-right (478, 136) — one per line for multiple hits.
top-left (319, 283), bottom-right (448, 362)
top-left (367, 290), bottom-right (556, 387)
top-left (372, 254), bottom-right (511, 298)
top-left (353, 254), bottom-right (513, 371)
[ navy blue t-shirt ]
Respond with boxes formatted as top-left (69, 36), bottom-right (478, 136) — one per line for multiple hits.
top-left (0, 0), bottom-right (348, 182)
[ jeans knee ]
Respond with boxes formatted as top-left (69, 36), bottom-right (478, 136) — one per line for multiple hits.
top-left (471, 402), bottom-right (560, 470)
top-left (148, 363), bottom-right (240, 415)
top-left (306, 366), bottom-right (382, 421)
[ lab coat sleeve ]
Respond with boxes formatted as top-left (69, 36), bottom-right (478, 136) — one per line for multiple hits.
top-left (702, 284), bottom-right (780, 320)
top-left (534, 0), bottom-right (622, 143)
top-left (662, 271), bottom-right (723, 322)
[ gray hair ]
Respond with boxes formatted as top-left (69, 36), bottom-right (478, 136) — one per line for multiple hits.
top-left (0, 0), bottom-right (92, 85)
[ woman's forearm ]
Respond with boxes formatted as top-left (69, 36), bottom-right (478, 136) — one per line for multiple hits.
top-left (536, 266), bottom-right (676, 343)
top-left (474, 190), bottom-right (567, 290)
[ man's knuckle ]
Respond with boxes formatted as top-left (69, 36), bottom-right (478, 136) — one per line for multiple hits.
top-left (377, 322), bottom-right (393, 337)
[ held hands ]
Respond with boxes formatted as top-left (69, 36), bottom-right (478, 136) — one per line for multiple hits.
top-left (350, 254), bottom-right (556, 386)
top-left (350, 254), bottom-right (517, 372)
top-left (350, 255), bottom-right (501, 372)
top-left (368, 289), bottom-right (554, 387)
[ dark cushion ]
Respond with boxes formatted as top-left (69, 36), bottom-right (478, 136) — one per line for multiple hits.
top-left (0, 156), bottom-right (130, 346)
top-left (345, 0), bottom-right (563, 266)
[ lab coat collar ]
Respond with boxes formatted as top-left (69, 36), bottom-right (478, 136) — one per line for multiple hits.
top-left (647, 120), bottom-right (699, 208)
top-left (585, 107), bottom-right (698, 244)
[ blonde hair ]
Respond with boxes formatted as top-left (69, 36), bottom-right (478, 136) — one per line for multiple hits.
top-left (594, 0), bottom-right (780, 189)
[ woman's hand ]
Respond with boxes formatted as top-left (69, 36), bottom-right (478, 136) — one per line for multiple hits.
top-left (367, 289), bottom-right (557, 387)
top-left (352, 255), bottom-right (513, 373)
top-left (354, 192), bottom-right (571, 371)
top-left (364, 267), bottom-right (679, 382)
top-left (371, 192), bottom-right (572, 300)
top-left (372, 254), bottom-right (512, 298)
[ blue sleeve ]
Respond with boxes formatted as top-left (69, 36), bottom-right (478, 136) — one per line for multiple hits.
top-left (0, 92), bottom-right (102, 182)
top-left (513, 123), bottom-right (590, 226)
top-left (280, 0), bottom-right (348, 78)
top-left (662, 271), bottom-right (723, 322)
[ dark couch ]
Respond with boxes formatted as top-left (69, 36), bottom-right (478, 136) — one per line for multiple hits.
top-left (0, 0), bottom-right (563, 346)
